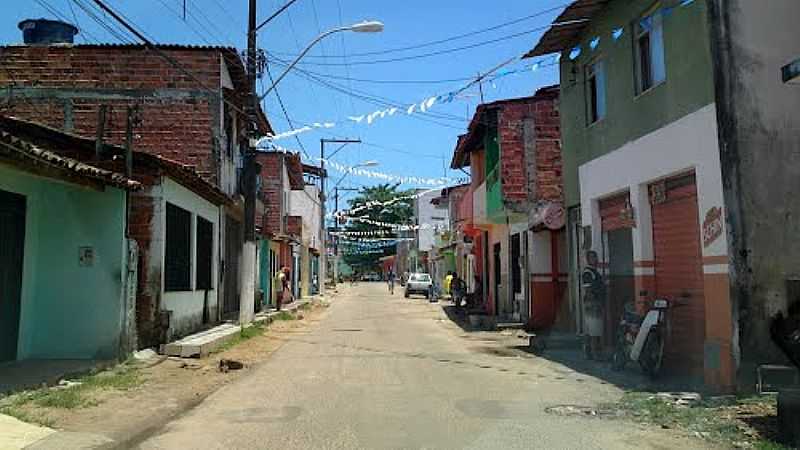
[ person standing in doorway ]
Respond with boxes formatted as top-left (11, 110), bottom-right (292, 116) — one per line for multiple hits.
top-left (582, 250), bottom-right (606, 360)
top-left (275, 266), bottom-right (290, 311)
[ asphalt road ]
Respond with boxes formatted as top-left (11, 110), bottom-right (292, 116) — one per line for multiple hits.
top-left (137, 283), bottom-right (708, 450)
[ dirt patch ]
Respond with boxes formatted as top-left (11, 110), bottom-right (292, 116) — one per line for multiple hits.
top-left (606, 392), bottom-right (789, 449)
top-left (0, 301), bottom-right (329, 445)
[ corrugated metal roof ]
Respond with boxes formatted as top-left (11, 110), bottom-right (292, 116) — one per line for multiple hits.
top-left (523, 0), bottom-right (610, 58)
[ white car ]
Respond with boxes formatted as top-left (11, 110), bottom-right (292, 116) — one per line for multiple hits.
top-left (404, 273), bottom-right (433, 299)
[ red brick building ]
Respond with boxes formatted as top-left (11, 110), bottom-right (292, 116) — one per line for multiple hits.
top-left (0, 38), bottom-right (272, 346)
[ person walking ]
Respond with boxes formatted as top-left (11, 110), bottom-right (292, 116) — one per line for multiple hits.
top-left (275, 266), bottom-right (292, 311)
top-left (387, 269), bottom-right (396, 295)
top-left (582, 250), bottom-right (606, 360)
top-left (444, 271), bottom-right (454, 298)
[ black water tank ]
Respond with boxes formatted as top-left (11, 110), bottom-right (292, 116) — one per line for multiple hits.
top-left (18, 19), bottom-right (78, 45)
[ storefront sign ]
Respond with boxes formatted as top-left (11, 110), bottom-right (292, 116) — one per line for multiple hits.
top-left (703, 206), bottom-right (723, 248)
top-left (544, 203), bottom-right (566, 230)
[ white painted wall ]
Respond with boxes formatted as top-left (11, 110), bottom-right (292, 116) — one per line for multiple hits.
top-left (529, 231), bottom-right (552, 281)
top-left (578, 104), bottom-right (728, 267)
top-left (415, 189), bottom-right (449, 252)
top-left (290, 185), bottom-right (321, 250)
top-left (159, 177), bottom-right (220, 341)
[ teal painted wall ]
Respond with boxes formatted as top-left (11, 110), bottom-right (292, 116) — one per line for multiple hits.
top-left (0, 163), bottom-right (127, 360)
top-left (559, 0), bottom-right (715, 207)
top-left (259, 239), bottom-right (271, 305)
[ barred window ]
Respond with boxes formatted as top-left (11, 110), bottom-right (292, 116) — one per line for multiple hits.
top-left (165, 203), bottom-right (191, 291)
top-left (196, 216), bottom-right (213, 290)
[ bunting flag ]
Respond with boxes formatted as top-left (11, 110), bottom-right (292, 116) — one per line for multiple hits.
top-left (320, 158), bottom-right (451, 186)
top-left (332, 188), bottom-right (441, 218)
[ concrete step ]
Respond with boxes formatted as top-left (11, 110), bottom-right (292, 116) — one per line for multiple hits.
top-left (162, 299), bottom-right (312, 358)
top-left (162, 323), bottom-right (240, 358)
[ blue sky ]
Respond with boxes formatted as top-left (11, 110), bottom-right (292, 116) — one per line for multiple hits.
top-left (1, 0), bottom-right (564, 206)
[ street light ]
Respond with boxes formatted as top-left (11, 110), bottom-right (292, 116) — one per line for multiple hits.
top-left (258, 21), bottom-right (384, 101)
top-left (333, 160), bottom-right (380, 190)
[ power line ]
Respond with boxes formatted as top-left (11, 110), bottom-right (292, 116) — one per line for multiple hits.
top-left (264, 63), bottom-right (310, 159)
top-left (278, 66), bottom-right (465, 130)
top-left (271, 3), bottom-right (569, 60)
top-left (267, 55), bottom-right (468, 124)
top-left (72, 0), bottom-right (136, 43)
top-left (292, 23), bottom-right (556, 67)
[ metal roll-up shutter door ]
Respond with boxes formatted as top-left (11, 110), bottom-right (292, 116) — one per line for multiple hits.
top-left (650, 172), bottom-right (706, 376)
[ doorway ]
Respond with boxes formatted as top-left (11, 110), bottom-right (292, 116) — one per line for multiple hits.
top-left (0, 189), bottom-right (26, 362)
top-left (222, 216), bottom-right (241, 319)
top-left (493, 242), bottom-right (501, 315)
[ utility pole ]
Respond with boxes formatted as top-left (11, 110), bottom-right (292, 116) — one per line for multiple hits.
top-left (240, 0), bottom-right (259, 324)
top-left (334, 187), bottom-right (358, 287)
top-left (320, 138), bottom-right (360, 290)
top-left (477, 72), bottom-right (484, 104)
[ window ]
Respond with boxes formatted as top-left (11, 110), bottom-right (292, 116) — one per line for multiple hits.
top-left (196, 216), bottom-right (214, 291)
top-left (165, 203), bottom-right (192, 291)
top-left (635, 7), bottom-right (666, 93)
top-left (586, 59), bottom-right (606, 124)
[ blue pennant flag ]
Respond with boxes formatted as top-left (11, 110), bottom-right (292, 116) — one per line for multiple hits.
top-left (612, 27), bottom-right (624, 40)
top-left (680, 0), bottom-right (695, 6)
top-left (568, 46), bottom-right (582, 60)
top-left (589, 37), bottom-right (600, 50)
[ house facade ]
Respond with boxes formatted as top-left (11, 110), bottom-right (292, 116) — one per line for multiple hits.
top-left (256, 151), bottom-right (323, 304)
top-left (528, 0), bottom-right (800, 391)
top-left (0, 37), bottom-right (272, 330)
top-left (450, 88), bottom-right (564, 327)
top-left (0, 116), bottom-right (138, 363)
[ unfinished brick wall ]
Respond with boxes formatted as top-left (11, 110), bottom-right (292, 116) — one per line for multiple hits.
top-left (127, 172), bottom-right (163, 349)
top-left (0, 45), bottom-right (242, 186)
top-left (257, 152), bottom-right (284, 237)
top-left (286, 215), bottom-right (302, 237)
top-left (497, 88), bottom-right (562, 210)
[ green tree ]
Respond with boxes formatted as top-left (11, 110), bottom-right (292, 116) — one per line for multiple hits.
top-left (339, 184), bottom-right (414, 272)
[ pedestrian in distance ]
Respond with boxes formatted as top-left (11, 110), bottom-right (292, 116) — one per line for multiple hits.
top-left (387, 269), bottom-right (396, 295)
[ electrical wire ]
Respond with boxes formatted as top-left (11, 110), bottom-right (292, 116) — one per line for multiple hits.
top-left (264, 63), bottom-right (310, 159)
top-left (292, 23), bottom-right (555, 67)
top-left (72, 0), bottom-right (136, 43)
top-left (272, 2), bottom-right (569, 60)
top-left (268, 59), bottom-right (468, 126)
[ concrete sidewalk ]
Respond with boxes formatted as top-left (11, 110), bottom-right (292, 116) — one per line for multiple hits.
top-left (0, 414), bottom-right (54, 449)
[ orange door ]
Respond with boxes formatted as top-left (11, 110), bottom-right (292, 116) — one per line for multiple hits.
top-left (650, 173), bottom-right (706, 376)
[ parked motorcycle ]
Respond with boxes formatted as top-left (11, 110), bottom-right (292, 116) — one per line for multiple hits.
top-left (611, 298), bottom-right (678, 378)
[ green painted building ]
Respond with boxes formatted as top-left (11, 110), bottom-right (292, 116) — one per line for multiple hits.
top-left (0, 119), bottom-right (138, 363)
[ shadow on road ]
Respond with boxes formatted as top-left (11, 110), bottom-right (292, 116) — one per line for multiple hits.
top-left (438, 303), bottom-right (703, 393)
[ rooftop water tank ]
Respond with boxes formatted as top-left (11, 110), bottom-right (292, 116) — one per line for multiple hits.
top-left (18, 19), bottom-right (79, 45)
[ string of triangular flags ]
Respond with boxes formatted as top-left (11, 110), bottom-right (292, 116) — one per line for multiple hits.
top-left (331, 188), bottom-right (441, 219)
top-left (259, 143), bottom-right (454, 187)
top-left (565, 0), bottom-right (696, 61)
top-left (257, 53), bottom-right (561, 145)
top-left (320, 158), bottom-right (451, 187)
top-left (330, 229), bottom-right (392, 236)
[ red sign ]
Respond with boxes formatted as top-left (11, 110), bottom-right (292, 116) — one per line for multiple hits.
top-left (703, 206), bottom-right (723, 248)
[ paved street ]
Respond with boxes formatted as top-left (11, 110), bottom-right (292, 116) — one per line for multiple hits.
top-left (137, 284), bottom-right (707, 450)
